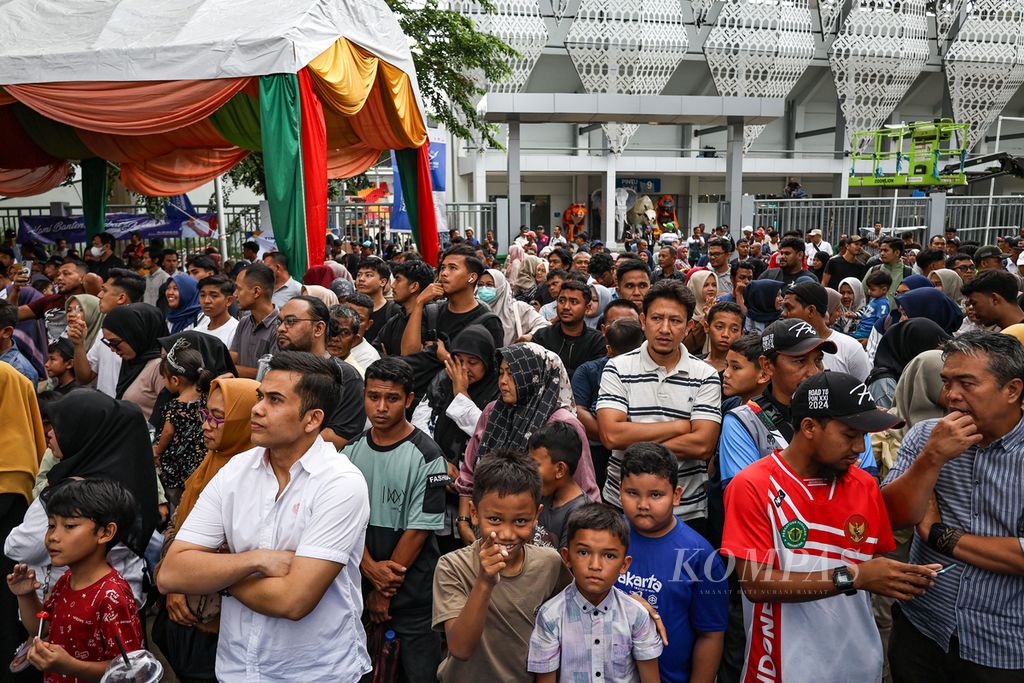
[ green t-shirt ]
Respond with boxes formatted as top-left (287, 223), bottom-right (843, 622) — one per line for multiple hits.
top-left (344, 427), bottom-right (448, 620)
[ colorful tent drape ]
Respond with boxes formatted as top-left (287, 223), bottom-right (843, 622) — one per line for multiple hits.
top-left (81, 157), bottom-right (107, 238)
top-left (0, 35), bottom-right (436, 268)
top-left (395, 144), bottom-right (439, 266)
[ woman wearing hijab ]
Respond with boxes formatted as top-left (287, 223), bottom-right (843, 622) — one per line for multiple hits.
top-left (683, 270), bottom-right (718, 353)
top-left (302, 264), bottom-right (337, 289)
top-left (513, 255), bottom-right (544, 297)
top-left (411, 326), bottom-right (500, 551)
top-left (894, 273), bottom-right (933, 296)
top-left (834, 276), bottom-right (866, 335)
top-left (504, 243), bottom-right (526, 290)
top-left (866, 287), bottom-right (963, 362)
top-left (165, 273), bottom-right (202, 333)
top-left (65, 293), bottom-right (104, 350)
top-left (740, 279), bottom-right (785, 334)
top-left (585, 284), bottom-right (613, 329)
top-left (300, 284), bottom-right (340, 308)
top-left (326, 259), bottom-right (354, 283)
top-left (477, 269), bottom-right (549, 345)
top-left (154, 377), bottom-right (260, 681)
top-left (0, 363), bottom-right (46, 667)
top-left (866, 319), bottom-right (951, 408)
top-left (928, 267), bottom-right (964, 305)
top-left (454, 343), bottom-right (600, 544)
top-left (4, 389), bottom-right (158, 609)
top-left (102, 303), bottom-right (167, 419)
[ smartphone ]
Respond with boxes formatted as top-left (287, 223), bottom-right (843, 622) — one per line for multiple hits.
top-left (936, 564), bottom-right (959, 575)
top-left (19, 260), bottom-right (32, 278)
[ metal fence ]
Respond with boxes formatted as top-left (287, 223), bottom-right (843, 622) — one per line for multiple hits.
top-left (0, 201), bottom-right (498, 258)
top-left (753, 195), bottom-right (1024, 246)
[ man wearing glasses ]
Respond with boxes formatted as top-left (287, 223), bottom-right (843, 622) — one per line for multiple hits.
top-left (707, 237), bottom-right (734, 296)
top-left (273, 295), bottom-right (366, 449)
top-left (949, 254), bottom-right (976, 284)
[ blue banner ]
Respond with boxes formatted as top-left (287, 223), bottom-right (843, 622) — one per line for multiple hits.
top-left (428, 139), bottom-right (446, 191)
top-left (617, 177), bottom-right (661, 194)
top-left (390, 151), bottom-right (411, 232)
top-left (18, 209), bottom-right (217, 245)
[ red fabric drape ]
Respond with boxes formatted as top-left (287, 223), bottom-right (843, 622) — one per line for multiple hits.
top-left (5, 78), bottom-right (251, 135)
top-left (298, 68), bottom-right (327, 269)
top-left (0, 106), bottom-right (60, 169)
top-left (415, 143), bottom-right (439, 266)
top-left (0, 163), bottom-right (71, 196)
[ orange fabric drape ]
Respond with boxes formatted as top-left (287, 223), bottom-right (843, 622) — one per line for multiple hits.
top-left (376, 61), bottom-right (427, 147)
top-left (0, 163), bottom-right (71, 196)
top-left (5, 78), bottom-right (251, 135)
top-left (77, 119), bottom-right (233, 163)
top-left (327, 144), bottom-right (381, 179)
top-left (0, 88), bottom-right (15, 105)
top-left (121, 148), bottom-right (249, 195)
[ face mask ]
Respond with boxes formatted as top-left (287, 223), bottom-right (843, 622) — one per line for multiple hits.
top-left (90, 246), bottom-right (104, 258)
top-left (476, 286), bottom-right (497, 305)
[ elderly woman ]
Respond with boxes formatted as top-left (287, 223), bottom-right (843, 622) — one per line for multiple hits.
top-left (454, 343), bottom-right (600, 545)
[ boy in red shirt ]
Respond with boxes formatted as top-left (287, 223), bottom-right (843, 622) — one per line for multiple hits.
top-left (7, 479), bottom-right (143, 682)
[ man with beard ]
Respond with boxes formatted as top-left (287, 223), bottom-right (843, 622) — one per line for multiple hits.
top-left (276, 295), bottom-right (366, 448)
top-left (721, 371), bottom-right (941, 683)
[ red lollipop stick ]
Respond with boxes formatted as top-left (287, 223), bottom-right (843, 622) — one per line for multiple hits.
top-left (35, 611), bottom-right (48, 639)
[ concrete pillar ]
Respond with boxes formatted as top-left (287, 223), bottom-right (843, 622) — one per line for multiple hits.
top-left (928, 191), bottom-right (947, 236)
top-left (604, 155), bottom-right (616, 245)
top-left (833, 108), bottom-right (849, 198)
top-left (724, 118), bottom-right (743, 236)
top-left (473, 150), bottom-right (486, 204)
top-left (507, 121), bottom-right (521, 232)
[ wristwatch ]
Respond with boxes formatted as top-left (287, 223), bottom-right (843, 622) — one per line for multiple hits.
top-left (455, 515), bottom-right (473, 526)
top-left (832, 566), bottom-right (857, 596)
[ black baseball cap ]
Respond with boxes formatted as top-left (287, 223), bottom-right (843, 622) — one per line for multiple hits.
top-left (760, 319), bottom-right (837, 357)
top-left (792, 372), bottom-right (904, 432)
top-left (974, 245), bottom-right (1005, 262)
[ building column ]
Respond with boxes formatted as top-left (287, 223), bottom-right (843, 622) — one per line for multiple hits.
top-left (507, 121), bottom-right (521, 232)
top-left (724, 118), bottom-right (743, 235)
top-left (473, 150), bottom-right (486, 204)
top-left (604, 154), bottom-right (616, 245)
top-left (833, 108), bottom-right (849, 198)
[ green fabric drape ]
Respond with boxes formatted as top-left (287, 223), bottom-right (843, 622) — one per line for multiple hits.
top-left (81, 157), bottom-right (107, 238)
top-left (394, 147), bottom-right (421, 249)
top-left (259, 74), bottom-right (307, 276)
top-left (11, 104), bottom-right (93, 160)
top-left (210, 91), bottom-right (262, 152)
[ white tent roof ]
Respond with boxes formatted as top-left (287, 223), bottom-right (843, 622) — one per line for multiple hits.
top-left (0, 0), bottom-right (418, 86)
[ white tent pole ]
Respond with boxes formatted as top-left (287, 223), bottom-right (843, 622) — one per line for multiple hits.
top-left (215, 175), bottom-right (229, 260)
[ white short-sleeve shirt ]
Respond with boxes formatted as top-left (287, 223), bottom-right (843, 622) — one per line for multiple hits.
top-left (194, 314), bottom-right (239, 349)
top-left (176, 436), bottom-right (371, 682)
top-left (86, 333), bottom-right (122, 397)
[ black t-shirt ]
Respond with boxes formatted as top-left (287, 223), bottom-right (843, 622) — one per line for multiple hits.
top-left (822, 255), bottom-right (868, 284)
top-left (88, 255), bottom-right (125, 281)
top-left (366, 300), bottom-right (403, 345)
top-left (427, 302), bottom-right (504, 350)
top-left (756, 267), bottom-right (818, 285)
top-left (375, 307), bottom-right (409, 356)
top-left (530, 324), bottom-right (607, 377)
top-left (323, 357), bottom-right (367, 441)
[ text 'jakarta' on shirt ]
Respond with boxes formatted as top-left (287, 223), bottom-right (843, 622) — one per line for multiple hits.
top-left (597, 341), bottom-right (722, 520)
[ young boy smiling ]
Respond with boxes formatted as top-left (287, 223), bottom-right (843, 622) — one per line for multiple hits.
top-left (721, 334), bottom-right (770, 411)
top-left (7, 479), bottom-right (142, 681)
top-left (432, 450), bottom-right (566, 683)
top-left (618, 443), bottom-right (729, 683)
top-left (529, 503), bottom-right (663, 682)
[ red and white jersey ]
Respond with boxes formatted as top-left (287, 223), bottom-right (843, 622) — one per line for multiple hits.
top-left (721, 450), bottom-right (896, 683)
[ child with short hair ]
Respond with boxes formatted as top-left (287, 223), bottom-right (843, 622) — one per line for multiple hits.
top-left (721, 333), bottom-right (770, 411)
top-left (618, 443), bottom-right (729, 683)
top-left (701, 301), bottom-right (745, 373)
top-left (529, 502), bottom-right (663, 682)
top-left (152, 339), bottom-right (210, 505)
top-left (854, 271), bottom-right (892, 340)
top-left (529, 422), bottom-right (586, 549)
top-left (44, 339), bottom-right (78, 395)
top-left (194, 275), bottom-right (239, 347)
top-left (7, 479), bottom-right (143, 681)
top-left (432, 450), bottom-right (567, 683)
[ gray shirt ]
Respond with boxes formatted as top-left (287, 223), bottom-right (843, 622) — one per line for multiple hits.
top-left (230, 307), bottom-right (280, 368)
top-left (144, 269), bottom-right (169, 307)
top-left (537, 493), bottom-right (587, 550)
top-left (271, 278), bottom-right (302, 309)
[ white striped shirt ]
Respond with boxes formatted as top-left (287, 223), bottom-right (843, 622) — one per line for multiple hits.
top-left (597, 341), bottom-right (722, 520)
top-left (883, 415), bottom-right (1024, 669)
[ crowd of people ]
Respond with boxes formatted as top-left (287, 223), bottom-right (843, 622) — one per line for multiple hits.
top-left (1, 219), bottom-right (1023, 683)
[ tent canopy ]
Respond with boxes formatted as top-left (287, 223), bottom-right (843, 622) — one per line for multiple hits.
top-left (0, 0), bottom-right (441, 268)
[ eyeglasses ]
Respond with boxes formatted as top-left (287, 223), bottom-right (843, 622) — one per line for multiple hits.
top-left (955, 265), bottom-right (974, 272)
top-left (101, 337), bottom-right (123, 349)
top-left (199, 408), bottom-right (225, 427)
top-left (279, 316), bottom-right (317, 328)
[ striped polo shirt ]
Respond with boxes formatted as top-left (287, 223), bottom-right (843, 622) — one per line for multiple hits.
top-left (883, 415), bottom-right (1024, 669)
top-left (597, 341), bottom-right (722, 520)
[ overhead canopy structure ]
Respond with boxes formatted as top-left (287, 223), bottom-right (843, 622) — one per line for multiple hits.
top-left (0, 0), bottom-right (439, 269)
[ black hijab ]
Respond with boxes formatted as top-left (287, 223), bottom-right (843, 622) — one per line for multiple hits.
top-left (148, 331), bottom-right (239, 428)
top-left (866, 318), bottom-right (951, 386)
top-left (103, 303), bottom-right (166, 398)
top-left (46, 389), bottom-right (158, 558)
top-left (425, 325), bottom-right (499, 463)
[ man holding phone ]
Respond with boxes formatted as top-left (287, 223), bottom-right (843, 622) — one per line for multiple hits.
top-left (882, 331), bottom-right (1024, 681)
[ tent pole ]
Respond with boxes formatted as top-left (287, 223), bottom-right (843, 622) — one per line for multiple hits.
top-left (215, 175), bottom-right (229, 260)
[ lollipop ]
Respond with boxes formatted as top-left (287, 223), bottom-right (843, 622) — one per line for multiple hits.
top-left (35, 611), bottom-right (48, 639)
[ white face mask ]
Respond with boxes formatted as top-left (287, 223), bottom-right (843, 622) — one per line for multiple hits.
top-left (90, 246), bottom-right (104, 258)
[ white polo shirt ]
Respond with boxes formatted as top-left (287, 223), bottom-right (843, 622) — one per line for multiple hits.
top-left (597, 341), bottom-right (722, 520)
top-left (86, 333), bottom-right (121, 397)
top-left (176, 436), bottom-right (371, 682)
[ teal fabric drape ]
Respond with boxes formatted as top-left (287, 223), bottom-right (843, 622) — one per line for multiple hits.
top-left (81, 157), bottom-right (107, 238)
top-left (210, 91), bottom-right (262, 152)
top-left (394, 147), bottom-right (421, 250)
top-left (259, 74), bottom-right (307, 276)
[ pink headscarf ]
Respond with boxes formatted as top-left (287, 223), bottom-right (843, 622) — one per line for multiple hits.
top-left (505, 244), bottom-right (526, 287)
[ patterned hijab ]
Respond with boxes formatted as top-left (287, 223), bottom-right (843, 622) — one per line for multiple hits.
top-left (478, 343), bottom-right (575, 456)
